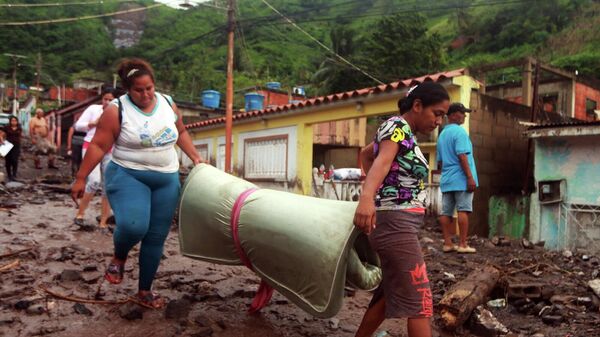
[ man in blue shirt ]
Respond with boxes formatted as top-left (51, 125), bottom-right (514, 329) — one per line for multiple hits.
top-left (436, 103), bottom-right (478, 253)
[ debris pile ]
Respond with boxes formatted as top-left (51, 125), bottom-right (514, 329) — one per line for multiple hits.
top-left (422, 226), bottom-right (600, 337)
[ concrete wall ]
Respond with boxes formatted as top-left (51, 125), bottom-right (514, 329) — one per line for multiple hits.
top-left (313, 118), bottom-right (367, 147)
top-left (487, 80), bottom-right (574, 117)
top-left (529, 135), bottom-right (600, 252)
top-left (313, 145), bottom-right (360, 169)
top-left (534, 136), bottom-right (600, 205)
top-left (467, 93), bottom-right (531, 236)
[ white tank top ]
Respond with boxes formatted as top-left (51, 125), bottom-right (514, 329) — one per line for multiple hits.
top-left (111, 93), bottom-right (179, 173)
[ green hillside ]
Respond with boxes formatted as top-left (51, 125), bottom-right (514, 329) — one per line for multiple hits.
top-left (0, 0), bottom-right (598, 105)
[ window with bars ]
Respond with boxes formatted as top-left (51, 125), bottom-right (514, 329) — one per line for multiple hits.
top-left (586, 98), bottom-right (597, 117)
top-left (196, 144), bottom-right (208, 163)
top-left (217, 143), bottom-right (233, 171)
top-left (243, 135), bottom-right (288, 180)
top-left (182, 144), bottom-right (209, 167)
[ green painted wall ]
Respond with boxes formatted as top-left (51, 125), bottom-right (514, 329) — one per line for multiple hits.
top-left (489, 195), bottom-right (530, 238)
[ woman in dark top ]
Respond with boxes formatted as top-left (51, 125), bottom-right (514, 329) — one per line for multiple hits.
top-left (0, 116), bottom-right (23, 181)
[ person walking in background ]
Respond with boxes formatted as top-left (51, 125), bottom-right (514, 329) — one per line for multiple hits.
top-left (67, 112), bottom-right (86, 178)
top-left (437, 103), bottom-right (478, 254)
top-left (73, 90), bottom-right (115, 229)
top-left (71, 58), bottom-right (203, 309)
top-left (353, 83), bottom-right (450, 337)
top-left (0, 116), bottom-right (23, 181)
top-left (29, 108), bottom-right (58, 169)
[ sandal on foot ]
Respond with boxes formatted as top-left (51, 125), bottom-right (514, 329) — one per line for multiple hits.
top-left (457, 245), bottom-right (477, 254)
top-left (131, 292), bottom-right (165, 309)
top-left (73, 217), bottom-right (84, 226)
top-left (443, 245), bottom-right (458, 253)
top-left (104, 261), bottom-right (124, 284)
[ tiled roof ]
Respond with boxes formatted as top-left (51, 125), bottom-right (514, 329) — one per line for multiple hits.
top-left (186, 69), bottom-right (466, 129)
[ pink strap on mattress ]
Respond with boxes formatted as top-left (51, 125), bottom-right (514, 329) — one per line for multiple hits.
top-left (230, 188), bottom-right (274, 313)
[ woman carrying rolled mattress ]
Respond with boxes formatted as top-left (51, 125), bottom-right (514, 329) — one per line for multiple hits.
top-left (353, 82), bottom-right (450, 337)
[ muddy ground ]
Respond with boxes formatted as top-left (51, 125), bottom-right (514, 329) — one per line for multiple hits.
top-left (1, 147), bottom-right (600, 337)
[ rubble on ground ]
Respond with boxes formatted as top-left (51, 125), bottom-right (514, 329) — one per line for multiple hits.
top-left (1, 147), bottom-right (600, 337)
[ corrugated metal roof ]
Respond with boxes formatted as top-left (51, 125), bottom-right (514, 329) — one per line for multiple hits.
top-left (527, 120), bottom-right (600, 130)
top-left (186, 69), bottom-right (466, 130)
top-left (54, 95), bottom-right (101, 117)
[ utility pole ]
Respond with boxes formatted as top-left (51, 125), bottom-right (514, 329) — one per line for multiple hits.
top-left (3, 53), bottom-right (27, 116)
top-left (522, 60), bottom-right (541, 195)
top-left (0, 73), bottom-right (6, 110)
top-left (224, 0), bottom-right (235, 173)
top-left (35, 52), bottom-right (42, 98)
top-left (35, 53), bottom-right (42, 94)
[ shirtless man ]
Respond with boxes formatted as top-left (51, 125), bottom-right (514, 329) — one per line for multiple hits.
top-left (29, 108), bottom-right (58, 169)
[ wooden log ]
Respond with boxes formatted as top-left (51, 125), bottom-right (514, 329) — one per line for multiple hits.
top-left (439, 265), bottom-right (500, 331)
top-left (0, 259), bottom-right (20, 272)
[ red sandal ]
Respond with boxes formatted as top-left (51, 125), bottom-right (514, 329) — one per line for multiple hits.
top-left (104, 261), bottom-right (124, 284)
top-left (130, 292), bottom-right (165, 309)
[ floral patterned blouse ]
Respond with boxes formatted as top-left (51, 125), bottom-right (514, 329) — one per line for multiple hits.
top-left (373, 116), bottom-right (429, 210)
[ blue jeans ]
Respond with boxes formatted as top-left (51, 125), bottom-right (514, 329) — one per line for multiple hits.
top-left (441, 191), bottom-right (474, 216)
top-left (104, 161), bottom-right (180, 291)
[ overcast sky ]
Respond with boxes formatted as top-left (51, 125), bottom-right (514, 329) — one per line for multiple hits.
top-left (155, 0), bottom-right (211, 9)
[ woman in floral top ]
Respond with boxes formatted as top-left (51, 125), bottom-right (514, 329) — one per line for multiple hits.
top-left (354, 82), bottom-right (450, 337)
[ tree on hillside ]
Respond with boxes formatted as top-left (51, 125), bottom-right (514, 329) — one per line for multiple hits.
top-left (311, 25), bottom-right (371, 95)
top-left (0, 3), bottom-right (119, 85)
top-left (359, 13), bottom-right (447, 83)
top-left (462, 0), bottom-right (587, 53)
top-left (453, 0), bottom-right (473, 36)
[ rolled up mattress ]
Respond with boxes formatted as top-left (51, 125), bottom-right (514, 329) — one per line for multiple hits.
top-left (178, 164), bottom-right (381, 318)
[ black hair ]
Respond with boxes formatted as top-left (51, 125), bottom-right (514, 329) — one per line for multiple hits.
top-left (117, 58), bottom-right (155, 90)
top-left (397, 82), bottom-right (450, 114)
top-left (101, 87), bottom-right (115, 97)
top-left (8, 116), bottom-right (21, 130)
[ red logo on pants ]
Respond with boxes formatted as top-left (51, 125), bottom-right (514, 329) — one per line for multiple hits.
top-left (410, 263), bottom-right (430, 285)
top-left (410, 263), bottom-right (432, 316)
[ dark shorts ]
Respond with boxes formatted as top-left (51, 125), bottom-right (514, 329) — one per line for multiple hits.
top-left (33, 135), bottom-right (56, 155)
top-left (368, 210), bottom-right (432, 318)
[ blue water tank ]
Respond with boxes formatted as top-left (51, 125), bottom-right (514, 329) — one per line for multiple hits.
top-left (245, 92), bottom-right (264, 111)
top-left (266, 82), bottom-right (281, 90)
top-left (201, 90), bottom-right (220, 109)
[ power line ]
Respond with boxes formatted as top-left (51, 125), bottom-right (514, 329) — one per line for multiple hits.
top-left (150, 25), bottom-right (225, 59)
top-left (259, 0), bottom-right (384, 85)
top-left (244, 0), bottom-right (535, 28)
top-left (0, 0), bottom-right (132, 8)
top-left (235, 1), bottom-right (258, 83)
top-left (235, 0), bottom-right (366, 27)
top-left (241, 0), bottom-right (534, 27)
top-left (0, 1), bottom-right (176, 26)
top-left (146, 0), bottom-right (535, 71)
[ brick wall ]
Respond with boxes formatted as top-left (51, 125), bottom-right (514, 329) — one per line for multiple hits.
top-left (575, 82), bottom-right (600, 120)
top-left (256, 89), bottom-right (304, 107)
top-left (468, 93), bottom-right (532, 236)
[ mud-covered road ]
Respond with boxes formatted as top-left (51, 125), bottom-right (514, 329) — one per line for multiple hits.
top-left (1, 153), bottom-right (600, 337)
